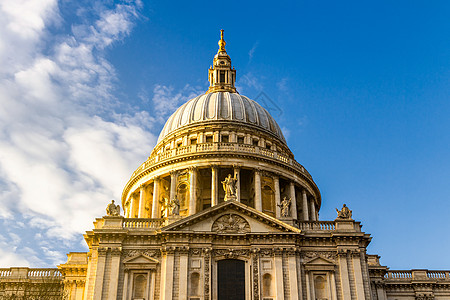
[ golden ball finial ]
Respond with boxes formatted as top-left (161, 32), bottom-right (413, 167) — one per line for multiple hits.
top-left (218, 29), bottom-right (226, 52)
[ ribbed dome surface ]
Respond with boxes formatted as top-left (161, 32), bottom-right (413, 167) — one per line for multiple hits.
top-left (157, 92), bottom-right (286, 144)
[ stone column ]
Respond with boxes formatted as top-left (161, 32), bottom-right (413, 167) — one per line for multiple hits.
top-left (288, 251), bottom-right (300, 300)
top-left (330, 272), bottom-right (338, 300)
top-left (352, 251), bottom-right (366, 300)
top-left (233, 165), bottom-right (241, 202)
top-left (170, 170), bottom-right (177, 201)
top-left (305, 271), bottom-right (311, 300)
top-left (274, 251), bottom-right (284, 300)
top-left (152, 177), bottom-right (160, 218)
top-left (92, 247), bottom-right (107, 299)
top-left (138, 185), bottom-right (146, 218)
top-left (189, 167), bottom-right (197, 215)
top-left (75, 281), bottom-right (84, 300)
top-left (302, 189), bottom-right (309, 221)
top-left (108, 248), bottom-right (121, 299)
top-left (274, 175), bottom-right (281, 218)
top-left (211, 165), bottom-right (218, 206)
top-left (179, 250), bottom-right (189, 299)
top-left (121, 270), bottom-right (129, 300)
top-left (310, 199), bottom-right (316, 221)
top-left (254, 169), bottom-right (262, 211)
top-left (290, 182), bottom-right (298, 219)
top-left (128, 194), bottom-right (135, 218)
top-left (160, 250), bottom-right (174, 300)
top-left (338, 251), bottom-right (351, 300)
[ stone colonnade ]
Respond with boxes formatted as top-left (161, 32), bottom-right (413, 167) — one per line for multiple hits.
top-left (126, 165), bottom-right (319, 221)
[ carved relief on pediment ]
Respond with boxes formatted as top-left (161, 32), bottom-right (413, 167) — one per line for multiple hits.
top-left (211, 213), bottom-right (250, 233)
top-left (302, 251), bottom-right (337, 262)
top-left (122, 249), bottom-right (161, 259)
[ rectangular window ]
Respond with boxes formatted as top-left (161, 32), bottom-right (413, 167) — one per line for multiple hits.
top-left (220, 71), bottom-right (225, 83)
top-left (221, 135), bottom-right (229, 143)
top-left (206, 136), bottom-right (213, 143)
top-left (190, 138), bottom-right (197, 145)
top-left (253, 139), bottom-right (259, 147)
top-left (237, 136), bottom-right (244, 144)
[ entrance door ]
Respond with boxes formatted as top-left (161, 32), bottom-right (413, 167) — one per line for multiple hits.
top-left (217, 259), bottom-right (245, 300)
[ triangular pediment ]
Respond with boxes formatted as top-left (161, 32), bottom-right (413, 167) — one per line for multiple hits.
top-left (162, 201), bottom-right (300, 234)
top-left (123, 254), bottom-right (159, 265)
top-left (304, 256), bottom-right (335, 266)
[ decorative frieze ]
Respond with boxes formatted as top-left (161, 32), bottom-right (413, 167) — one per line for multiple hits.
top-left (213, 248), bottom-right (249, 259)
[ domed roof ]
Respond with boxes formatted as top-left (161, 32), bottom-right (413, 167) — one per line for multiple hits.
top-left (157, 92), bottom-right (286, 144)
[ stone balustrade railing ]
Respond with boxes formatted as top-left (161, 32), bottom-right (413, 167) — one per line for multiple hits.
top-left (123, 218), bottom-right (165, 229)
top-left (28, 269), bottom-right (62, 278)
top-left (385, 270), bottom-right (450, 280)
top-left (297, 221), bottom-right (336, 231)
top-left (131, 142), bottom-right (311, 179)
top-left (0, 268), bottom-right (61, 279)
top-left (0, 269), bottom-right (11, 277)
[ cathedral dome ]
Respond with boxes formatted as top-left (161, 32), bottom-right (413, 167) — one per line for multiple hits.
top-left (157, 92), bottom-right (286, 144)
top-left (121, 30), bottom-right (321, 224)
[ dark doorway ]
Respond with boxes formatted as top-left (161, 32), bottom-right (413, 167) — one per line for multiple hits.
top-left (217, 259), bottom-right (245, 300)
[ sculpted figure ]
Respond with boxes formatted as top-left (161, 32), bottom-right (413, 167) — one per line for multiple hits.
top-left (336, 204), bottom-right (352, 219)
top-left (222, 174), bottom-right (238, 201)
top-left (106, 200), bottom-right (120, 216)
top-left (160, 197), bottom-right (168, 218)
top-left (277, 197), bottom-right (291, 217)
top-left (169, 197), bottom-right (180, 216)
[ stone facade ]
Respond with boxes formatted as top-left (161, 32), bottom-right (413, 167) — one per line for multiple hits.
top-left (1, 31), bottom-right (450, 300)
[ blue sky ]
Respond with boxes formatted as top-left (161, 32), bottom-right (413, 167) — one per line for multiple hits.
top-left (0, 0), bottom-right (449, 269)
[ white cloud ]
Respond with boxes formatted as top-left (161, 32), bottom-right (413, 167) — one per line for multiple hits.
top-left (0, 0), bottom-right (161, 267)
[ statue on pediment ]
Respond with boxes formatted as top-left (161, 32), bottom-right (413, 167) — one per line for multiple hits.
top-left (106, 200), bottom-right (120, 216)
top-left (336, 204), bottom-right (352, 219)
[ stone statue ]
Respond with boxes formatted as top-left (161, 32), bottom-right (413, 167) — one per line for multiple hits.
top-left (160, 197), bottom-right (168, 218)
top-left (169, 197), bottom-right (180, 216)
top-left (222, 174), bottom-right (238, 201)
top-left (336, 204), bottom-right (352, 219)
top-left (277, 197), bottom-right (291, 217)
top-left (106, 200), bottom-right (120, 216)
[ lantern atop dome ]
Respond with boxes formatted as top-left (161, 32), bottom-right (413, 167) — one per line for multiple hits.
top-left (207, 30), bottom-right (237, 93)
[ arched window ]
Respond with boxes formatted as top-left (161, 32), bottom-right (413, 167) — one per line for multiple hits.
top-left (314, 275), bottom-right (328, 300)
top-left (262, 273), bottom-right (273, 297)
top-left (133, 274), bottom-right (147, 298)
top-left (190, 272), bottom-right (200, 296)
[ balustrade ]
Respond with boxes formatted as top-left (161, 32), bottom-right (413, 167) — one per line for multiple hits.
top-left (297, 221), bottom-right (336, 231)
top-left (0, 269), bottom-right (11, 277)
top-left (123, 218), bottom-right (164, 228)
top-left (131, 142), bottom-right (312, 181)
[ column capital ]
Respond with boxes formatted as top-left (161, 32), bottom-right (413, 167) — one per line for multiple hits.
top-left (210, 164), bottom-right (219, 170)
top-left (153, 176), bottom-right (160, 182)
top-left (188, 166), bottom-right (197, 172)
top-left (97, 247), bottom-right (108, 256)
top-left (232, 163), bottom-right (241, 170)
top-left (111, 247), bottom-right (122, 256)
top-left (169, 170), bottom-right (178, 176)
